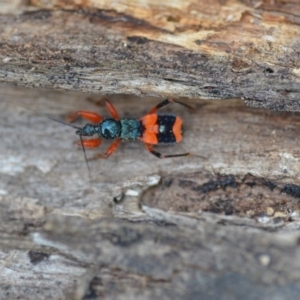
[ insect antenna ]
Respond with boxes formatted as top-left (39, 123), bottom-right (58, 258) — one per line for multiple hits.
top-left (5, 100), bottom-right (91, 176)
top-left (79, 135), bottom-right (91, 174)
top-left (46, 117), bottom-right (91, 175)
top-left (45, 116), bottom-right (82, 130)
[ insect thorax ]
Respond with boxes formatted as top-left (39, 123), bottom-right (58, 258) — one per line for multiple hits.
top-left (98, 119), bottom-right (121, 139)
top-left (120, 119), bottom-right (142, 140)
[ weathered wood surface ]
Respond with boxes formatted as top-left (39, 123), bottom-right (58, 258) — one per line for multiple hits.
top-left (2, 83), bottom-right (300, 299)
top-left (1, 0), bottom-right (300, 299)
top-left (0, 1), bottom-right (300, 110)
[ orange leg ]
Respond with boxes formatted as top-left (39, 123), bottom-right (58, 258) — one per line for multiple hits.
top-left (91, 139), bottom-right (121, 159)
top-left (67, 111), bottom-right (103, 123)
top-left (77, 138), bottom-right (102, 148)
top-left (102, 98), bottom-right (120, 120)
top-left (148, 98), bottom-right (193, 114)
top-left (145, 143), bottom-right (190, 159)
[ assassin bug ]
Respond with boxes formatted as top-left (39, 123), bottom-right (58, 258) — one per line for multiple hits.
top-left (67, 98), bottom-right (192, 160)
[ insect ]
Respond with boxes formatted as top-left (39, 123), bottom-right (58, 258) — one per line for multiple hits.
top-left (67, 98), bottom-right (192, 160)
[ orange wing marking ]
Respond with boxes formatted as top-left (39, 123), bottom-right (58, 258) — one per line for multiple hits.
top-left (139, 114), bottom-right (159, 144)
top-left (172, 116), bottom-right (183, 142)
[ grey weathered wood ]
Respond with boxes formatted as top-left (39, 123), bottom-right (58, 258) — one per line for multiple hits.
top-left (1, 84), bottom-right (300, 299)
top-left (0, 1), bottom-right (300, 110)
top-left (1, 1), bottom-right (300, 299)
top-left (35, 214), bottom-right (300, 300)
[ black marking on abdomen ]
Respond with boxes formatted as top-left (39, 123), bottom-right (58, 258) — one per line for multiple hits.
top-left (157, 114), bottom-right (176, 144)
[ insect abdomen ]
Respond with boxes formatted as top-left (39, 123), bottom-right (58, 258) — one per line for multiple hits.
top-left (157, 114), bottom-right (182, 144)
top-left (139, 114), bottom-right (183, 144)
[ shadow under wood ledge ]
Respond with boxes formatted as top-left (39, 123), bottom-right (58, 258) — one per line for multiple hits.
top-left (1, 83), bottom-right (300, 299)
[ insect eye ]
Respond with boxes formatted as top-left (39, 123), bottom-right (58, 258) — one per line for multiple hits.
top-left (76, 124), bottom-right (95, 136)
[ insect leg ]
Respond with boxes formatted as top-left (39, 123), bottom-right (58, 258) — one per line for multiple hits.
top-left (144, 143), bottom-right (190, 159)
top-left (91, 139), bottom-right (121, 159)
top-left (77, 138), bottom-right (102, 148)
top-left (148, 98), bottom-right (193, 114)
top-left (67, 111), bottom-right (103, 123)
top-left (100, 98), bottom-right (120, 120)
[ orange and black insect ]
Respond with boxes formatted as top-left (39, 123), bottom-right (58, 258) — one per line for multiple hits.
top-left (67, 98), bottom-right (191, 160)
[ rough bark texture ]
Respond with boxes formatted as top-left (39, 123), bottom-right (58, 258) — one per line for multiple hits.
top-left (2, 84), bottom-right (300, 299)
top-left (0, 0), bottom-right (300, 110)
top-left (1, 1), bottom-right (300, 299)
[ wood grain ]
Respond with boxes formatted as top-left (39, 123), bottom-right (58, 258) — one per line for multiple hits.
top-left (0, 1), bottom-right (299, 110)
top-left (1, 84), bottom-right (300, 299)
top-left (1, 1), bottom-right (300, 299)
